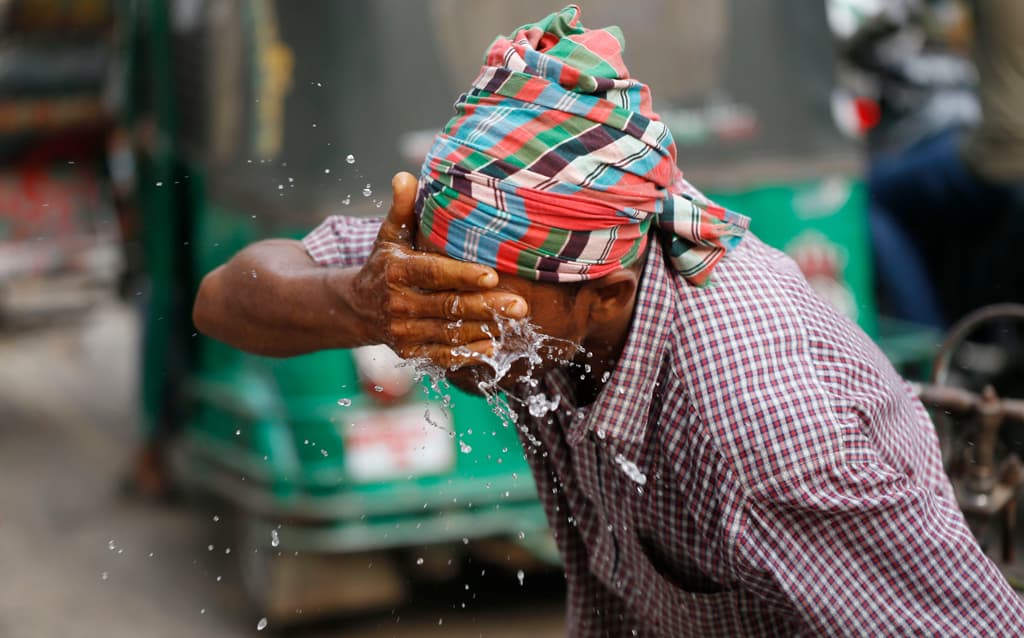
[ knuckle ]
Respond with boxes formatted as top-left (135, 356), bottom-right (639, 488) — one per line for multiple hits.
top-left (442, 293), bottom-right (460, 319)
top-left (381, 259), bottom-right (399, 284)
top-left (385, 295), bottom-right (407, 315)
top-left (445, 323), bottom-right (461, 345)
top-left (388, 320), bottom-right (409, 338)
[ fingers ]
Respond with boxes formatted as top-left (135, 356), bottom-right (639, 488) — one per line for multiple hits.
top-left (389, 290), bottom-right (528, 321)
top-left (376, 172), bottom-right (419, 244)
top-left (396, 340), bottom-right (494, 370)
top-left (389, 319), bottom-right (498, 345)
top-left (393, 251), bottom-right (499, 290)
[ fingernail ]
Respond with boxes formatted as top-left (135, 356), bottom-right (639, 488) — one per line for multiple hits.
top-left (478, 273), bottom-right (497, 287)
top-left (507, 299), bottom-right (527, 316)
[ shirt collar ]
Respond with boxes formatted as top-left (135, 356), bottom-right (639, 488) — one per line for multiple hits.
top-left (546, 240), bottom-right (676, 446)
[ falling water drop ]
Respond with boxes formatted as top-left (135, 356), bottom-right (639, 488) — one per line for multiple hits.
top-left (337, 398), bottom-right (352, 407)
top-left (517, 569), bottom-right (525, 585)
top-left (346, 154), bottom-right (356, 164)
top-left (257, 617), bottom-right (268, 631)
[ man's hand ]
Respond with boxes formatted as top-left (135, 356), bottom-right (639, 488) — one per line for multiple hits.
top-left (193, 172), bottom-right (527, 360)
top-left (339, 172), bottom-right (528, 368)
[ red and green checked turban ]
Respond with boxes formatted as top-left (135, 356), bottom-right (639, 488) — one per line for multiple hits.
top-left (416, 5), bottom-right (749, 286)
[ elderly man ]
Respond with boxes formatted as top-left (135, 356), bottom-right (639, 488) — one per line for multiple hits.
top-left (193, 6), bottom-right (1024, 636)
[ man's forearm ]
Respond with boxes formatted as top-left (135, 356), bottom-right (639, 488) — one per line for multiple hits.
top-left (193, 239), bottom-right (374, 357)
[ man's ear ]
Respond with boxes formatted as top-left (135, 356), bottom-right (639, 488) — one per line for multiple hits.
top-left (582, 269), bottom-right (640, 323)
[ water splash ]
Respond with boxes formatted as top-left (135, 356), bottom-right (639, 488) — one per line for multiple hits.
top-left (526, 392), bottom-right (559, 418)
top-left (401, 314), bottom-right (582, 453)
top-left (614, 454), bottom-right (647, 485)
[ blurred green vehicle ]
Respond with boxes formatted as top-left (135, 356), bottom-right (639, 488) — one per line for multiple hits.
top-left (121, 0), bottom-right (934, 624)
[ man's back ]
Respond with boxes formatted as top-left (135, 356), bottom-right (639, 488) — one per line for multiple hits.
top-left (520, 234), bottom-right (1022, 636)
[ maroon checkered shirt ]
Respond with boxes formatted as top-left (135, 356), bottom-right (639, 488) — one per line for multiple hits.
top-left (304, 216), bottom-right (1024, 636)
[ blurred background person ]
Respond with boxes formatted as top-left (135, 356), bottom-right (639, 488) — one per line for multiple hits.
top-left (834, 0), bottom-right (1024, 328)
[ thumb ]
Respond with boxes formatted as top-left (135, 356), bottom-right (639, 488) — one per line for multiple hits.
top-left (377, 171), bottom-right (419, 244)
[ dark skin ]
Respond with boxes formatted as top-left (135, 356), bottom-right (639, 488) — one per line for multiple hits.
top-left (193, 171), bottom-right (642, 402)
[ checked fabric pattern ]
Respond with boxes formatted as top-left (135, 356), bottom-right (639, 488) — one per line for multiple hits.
top-left (416, 5), bottom-right (749, 285)
top-left (304, 216), bottom-right (1024, 635)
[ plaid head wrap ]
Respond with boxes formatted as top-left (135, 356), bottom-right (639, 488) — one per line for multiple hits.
top-left (416, 5), bottom-right (749, 285)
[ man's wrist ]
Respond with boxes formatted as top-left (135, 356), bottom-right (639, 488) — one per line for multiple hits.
top-left (321, 266), bottom-right (381, 349)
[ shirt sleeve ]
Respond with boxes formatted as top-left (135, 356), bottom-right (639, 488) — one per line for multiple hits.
top-left (735, 459), bottom-right (1024, 635)
top-left (302, 215), bottom-right (382, 267)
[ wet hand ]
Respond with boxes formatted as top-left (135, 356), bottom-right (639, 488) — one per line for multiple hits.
top-left (339, 172), bottom-right (528, 368)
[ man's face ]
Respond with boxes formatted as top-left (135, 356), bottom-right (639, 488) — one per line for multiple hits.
top-left (415, 231), bottom-right (589, 396)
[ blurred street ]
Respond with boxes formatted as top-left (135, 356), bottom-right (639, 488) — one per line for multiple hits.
top-left (0, 303), bottom-right (565, 637)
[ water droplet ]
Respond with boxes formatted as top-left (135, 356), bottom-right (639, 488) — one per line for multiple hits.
top-left (100, 571), bottom-right (109, 581)
top-left (207, 544), bottom-right (214, 551)
top-left (257, 617), bottom-right (268, 631)
top-left (416, 557), bottom-right (424, 565)
top-left (373, 385), bottom-right (384, 393)
top-left (337, 398), bottom-right (352, 407)
top-left (526, 392), bottom-right (559, 418)
top-left (155, 181), bottom-right (163, 187)
top-left (200, 608), bottom-right (206, 614)
top-left (362, 186), bottom-right (373, 197)
top-left (324, 168), bottom-right (331, 174)
top-left (459, 440), bottom-right (472, 454)
top-left (107, 540), bottom-right (116, 551)
top-left (614, 454), bottom-right (647, 485)
top-left (235, 429), bottom-right (241, 436)
top-left (320, 448), bottom-right (329, 457)
top-left (277, 184), bottom-right (284, 190)
top-left (517, 569), bottom-right (525, 585)
top-left (270, 529), bottom-right (280, 547)
top-left (346, 154), bottom-right (356, 164)
top-left (212, 515), bottom-right (220, 522)
top-left (342, 195), bottom-right (351, 205)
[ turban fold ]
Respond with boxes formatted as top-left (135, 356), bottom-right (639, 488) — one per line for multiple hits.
top-left (416, 4), bottom-right (748, 286)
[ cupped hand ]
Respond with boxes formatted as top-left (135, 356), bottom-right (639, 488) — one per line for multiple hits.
top-left (342, 172), bottom-right (527, 368)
